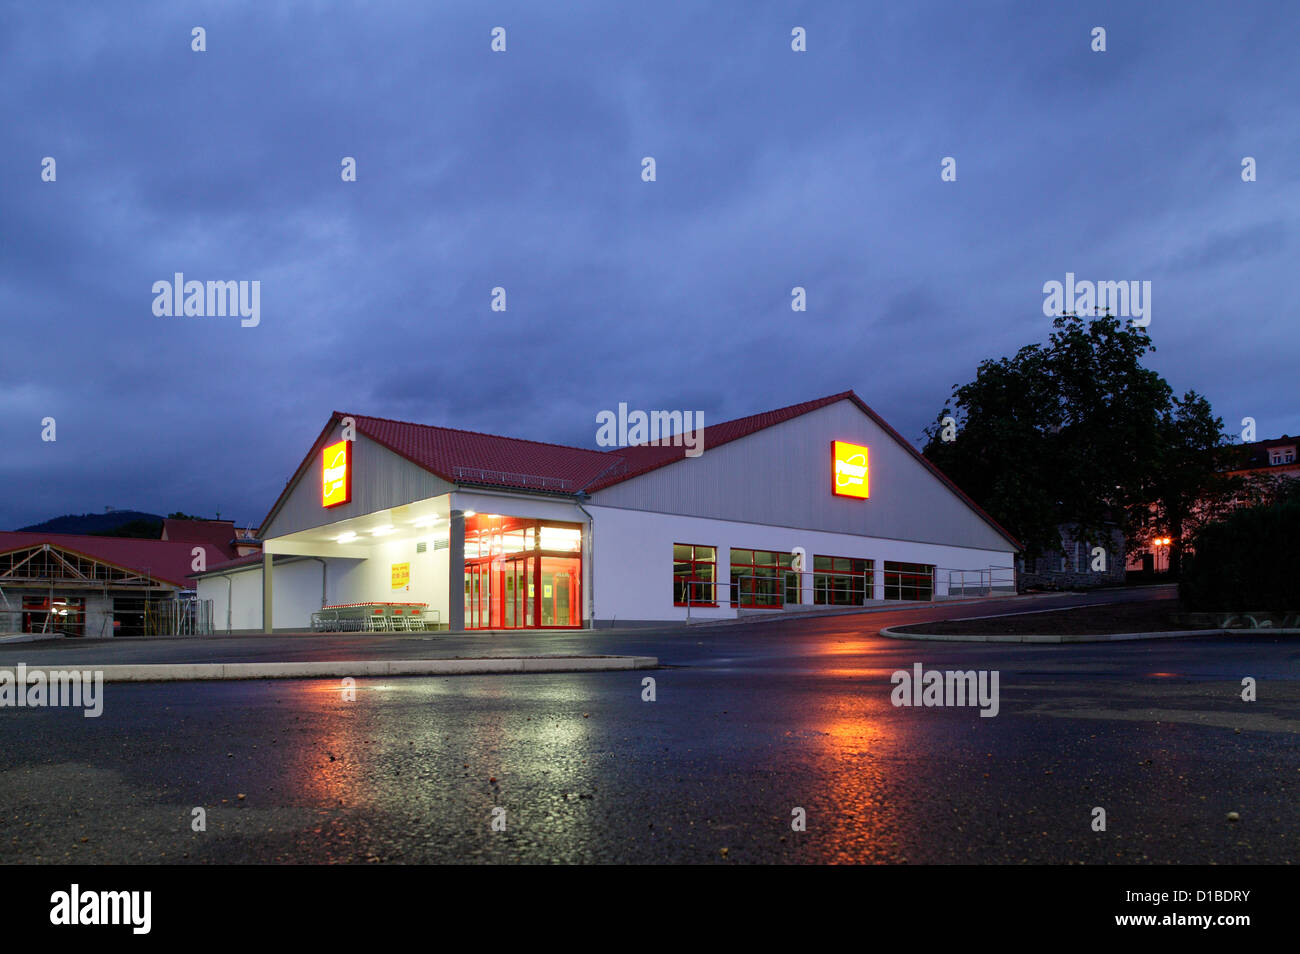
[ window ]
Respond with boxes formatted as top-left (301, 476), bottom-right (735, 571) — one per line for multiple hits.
top-left (813, 555), bottom-right (872, 605)
top-left (463, 515), bottom-right (583, 629)
top-left (729, 549), bottom-right (798, 608)
top-left (884, 561), bottom-right (933, 601)
top-left (113, 597), bottom-right (146, 637)
top-left (673, 544), bottom-right (716, 605)
top-left (22, 596), bottom-right (84, 637)
top-left (1270, 446), bottom-right (1296, 465)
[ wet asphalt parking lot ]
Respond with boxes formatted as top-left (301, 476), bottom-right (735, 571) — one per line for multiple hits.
top-left (1, 587), bottom-right (1295, 863)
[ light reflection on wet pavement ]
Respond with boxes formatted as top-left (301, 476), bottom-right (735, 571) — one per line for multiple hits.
top-left (1, 589), bottom-right (1296, 863)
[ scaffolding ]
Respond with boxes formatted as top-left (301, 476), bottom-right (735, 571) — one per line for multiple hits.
top-left (0, 585), bottom-right (15, 633)
top-left (143, 598), bottom-right (214, 636)
top-left (0, 541), bottom-right (187, 636)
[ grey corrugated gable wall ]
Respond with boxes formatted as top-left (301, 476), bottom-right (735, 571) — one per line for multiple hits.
top-left (262, 430), bottom-right (455, 539)
top-left (589, 399), bottom-right (1014, 552)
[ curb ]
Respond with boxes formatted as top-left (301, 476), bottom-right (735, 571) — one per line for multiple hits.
top-left (878, 626), bottom-right (1300, 643)
top-left (0, 655), bottom-right (659, 683)
top-left (0, 634), bottom-right (64, 644)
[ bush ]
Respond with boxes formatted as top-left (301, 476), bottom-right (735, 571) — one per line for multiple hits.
top-left (1179, 500), bottom-right (1300, 610)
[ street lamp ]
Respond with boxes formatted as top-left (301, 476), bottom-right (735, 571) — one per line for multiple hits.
top-left (1153, 537), bottom-right (1173, 573)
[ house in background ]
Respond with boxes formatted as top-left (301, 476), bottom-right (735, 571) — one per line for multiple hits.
top-left (1124, 434), bottom-right (1300, 575)
top-left (1228, 434), bottom-right (1300, 498)
top-left (1017, 521), bottom-right (1126, 591)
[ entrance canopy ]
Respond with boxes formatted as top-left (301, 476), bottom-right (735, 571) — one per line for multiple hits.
top-left (261, 496), bottom-right (451, 558)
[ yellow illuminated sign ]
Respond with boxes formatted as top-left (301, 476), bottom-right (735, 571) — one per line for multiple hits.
top-left (392, 562), bottom-right (410, 589)
top-left (322, 439), bottom-right (351, 508)
top-left (832, 441), bottom-right (869, 498)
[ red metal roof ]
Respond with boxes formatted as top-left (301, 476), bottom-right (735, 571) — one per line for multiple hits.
top-left (350, 413), bottom-right (620, 492)
top-left (0, 531), bottom-right (227, 588)
top-left (160, 518), bottom-right (242, 560)
top-left (584, 392), bottom-right (855, 490)
top-left (342, 395), bottom-right (861, 495)
top-left (259, 391), bottom-right (1020, 550)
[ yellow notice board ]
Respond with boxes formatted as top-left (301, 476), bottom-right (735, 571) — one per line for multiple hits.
top-left (391, 562), bottom-right (410, 589)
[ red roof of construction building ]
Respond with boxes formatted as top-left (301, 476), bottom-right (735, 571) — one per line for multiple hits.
top-left (0, 531), bottom-right (227, 588)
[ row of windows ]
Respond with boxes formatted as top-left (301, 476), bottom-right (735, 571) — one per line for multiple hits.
top-left (673, 544), bottom-right (933, 607)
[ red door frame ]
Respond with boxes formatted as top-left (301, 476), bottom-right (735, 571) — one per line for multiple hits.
top-left (464, 551), bottom-right (581, 630)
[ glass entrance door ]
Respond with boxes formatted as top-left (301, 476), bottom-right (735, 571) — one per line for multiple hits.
top-left (465, 560), bottom-right (499, 629)
top-left (502, 556), bottom-right (533, 629)
top-left (463, 516), bottom-right (582, 629)
top-left (504, 558), bottom-right (517, 629)
top-left (540, 557), bottom-right (580, 627)
top-left (523, 556), bottom-right (535, 628)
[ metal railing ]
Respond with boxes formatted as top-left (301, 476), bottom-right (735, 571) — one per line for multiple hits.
top-left (453, 466), bottom-right (575, 492)
top-left (144, 598), bottom-right (214, 636)
top-left (883, 567), bottom-right (935, 602)
top-left (0, 587), bottom-right (15, 633)
top-left (680, 564), bottom-right (1015, 619)
top-left (680, 571), bottom-right (874, 620)
top-left (10, 606), bottom-right (87, 636)
top-left (940, 566), bottom-right (1016, 597)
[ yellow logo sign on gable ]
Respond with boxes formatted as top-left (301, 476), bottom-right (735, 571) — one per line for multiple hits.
top-left (832, 441), bottom-right (869, 498)
top-left (322, 440), bottom-right (351, 508)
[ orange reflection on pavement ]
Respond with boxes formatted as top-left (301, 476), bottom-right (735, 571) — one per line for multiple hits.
top-left (786, 673), bottom-right (923, 863)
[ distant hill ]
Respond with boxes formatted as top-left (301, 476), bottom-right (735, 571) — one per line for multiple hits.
top-left (16, 510), bottom-right (167, 537)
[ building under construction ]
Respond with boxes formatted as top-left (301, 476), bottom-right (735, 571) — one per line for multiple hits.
top-left (0, 519), bottom-right (256, 637)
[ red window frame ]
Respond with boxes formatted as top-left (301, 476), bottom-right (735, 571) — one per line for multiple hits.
top-left (729, 548), bottom-right (796, 608)
top-left (812, 555), bottom-right (872, 605)
top-left (463, 516), bottom-right (583, 629)
top-left (883, 561), bottom-right (934, 601)
top-left (673, 544), bottom-right (716, 606)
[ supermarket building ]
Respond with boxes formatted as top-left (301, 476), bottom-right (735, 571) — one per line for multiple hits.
top-left (194, 392), bottom-right (1019, 632)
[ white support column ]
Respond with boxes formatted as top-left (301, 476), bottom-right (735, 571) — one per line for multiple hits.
top-left (262, 553), bottom-right (273, 633)
top-left (448, 510), bottom-right (465, 632)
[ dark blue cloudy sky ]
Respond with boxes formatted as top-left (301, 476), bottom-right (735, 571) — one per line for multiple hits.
top-left (2, 1), bottom-right (1296, 530)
